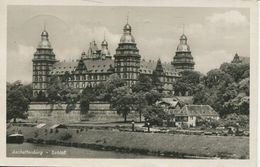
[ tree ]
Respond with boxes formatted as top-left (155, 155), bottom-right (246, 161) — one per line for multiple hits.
top-left (193, 61), bottom-right (249, 119)
top-left (7, 81), bottom-right (30, 122)
top-left (221, 113), bottom-right (249, 129)
top-left (46, 75), bottom-right (80, 113)
top-left (132, 74), bottom-right (153, 93)
top-left (173, 71), bottom-right (203, 96)
top-left (93, 82), bottom-right (110, 101)
top-left (80, 86), bottom-right (96, 114)
top-left (111, 86), bottom-right (136, 122)
top-left (134, 92), bottom-right (148, 122)
top-left (204, 69), bottom-right (233, 89)
top-left (103, 74), bottom-right (126, 102)
top-left (220, 63), bottom-right (249, 82)
top-left (151, 71), bottom-right (163, 93)
top-left (145, 89), bottom-right (162, 106)
top-left (46, 76), bottom-right (63, 104)
top-left (142, 105), bottom-right (167, 126)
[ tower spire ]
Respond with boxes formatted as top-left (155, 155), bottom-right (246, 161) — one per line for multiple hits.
top-left (182, 24), bottom-right (185, 34)
top-left (43, 21), bottom-right (46, 31)
top-left (127, 12), bottom-right (129, 24)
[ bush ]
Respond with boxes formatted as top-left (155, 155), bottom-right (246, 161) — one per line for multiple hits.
top-left (196, 117), bottom-right (220, 129)
top-left (222, 113), bottom-right (249, 129)
top-left (60, 132), bottom-right (72, 141)
top-left (37, 139), bottom-right (44, 144)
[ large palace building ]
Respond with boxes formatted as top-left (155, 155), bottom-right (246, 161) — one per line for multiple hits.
top-left (32, 21), bottom-right (195, 98)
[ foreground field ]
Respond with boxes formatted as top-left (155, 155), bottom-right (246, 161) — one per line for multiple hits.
top-left (7, 126), bottom-right (249, 159)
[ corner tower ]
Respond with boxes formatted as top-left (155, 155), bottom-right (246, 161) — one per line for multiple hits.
top-left (172, 34), bottom-right (195, 71)
top-left (114, 19), bottom-right (141, 86)
top-left (32, 28), bottom-right (57, 98)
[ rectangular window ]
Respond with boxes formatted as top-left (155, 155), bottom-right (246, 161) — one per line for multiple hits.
top-left (76, 75), bottom-right (80, 80)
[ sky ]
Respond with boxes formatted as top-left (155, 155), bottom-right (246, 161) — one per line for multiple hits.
top-left (7, 6), bottom-right (250, 84)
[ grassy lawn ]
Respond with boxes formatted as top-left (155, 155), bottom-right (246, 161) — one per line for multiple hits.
top-left (7, 126), bottom-right (249, 159)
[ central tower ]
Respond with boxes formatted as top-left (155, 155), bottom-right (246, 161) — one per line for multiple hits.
top-left (172, 33), bottom-right (195, 71)
top-left (114, 19), bottom-right (141, 86)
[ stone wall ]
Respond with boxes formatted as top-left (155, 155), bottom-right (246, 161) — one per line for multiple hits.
top-left (28, 102), bottom-right (143, 123)
top-left (28, 102), bottom-right (81, 123)
top-left (82, 101), bottom-right (142, 122)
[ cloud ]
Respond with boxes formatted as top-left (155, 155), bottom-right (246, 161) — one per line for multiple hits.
top-left (7, 44), bottom-right (35, 83)
top-left (68, 24), bottom-right (121, 49)
top-left (137, 37), bottom-right (177, 62)
top-left (206, 10), bottom-right (249, 26)
top-left (55, 47), bottom-right (82, 61)
top-left (195, 50), bottom-right (234, 74)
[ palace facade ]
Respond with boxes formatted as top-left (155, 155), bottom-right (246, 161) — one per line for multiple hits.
top-left (32, 20), bottom-right (195, 98)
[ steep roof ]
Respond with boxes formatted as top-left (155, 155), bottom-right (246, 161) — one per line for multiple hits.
top-left (82, 58), bottom-right (114, 74)
top-left (140, 59), bottom-right (180, 77)
top-left (232, 53), bottom-right (250, 64)
top-left (175, 105), bottom-right (219, 117)
top-left (50, 58), bottom-right (180, 76)
top-left (51, 61), bottom-right (78, 75)
top-left (239, 56), bottom-right (250, 64)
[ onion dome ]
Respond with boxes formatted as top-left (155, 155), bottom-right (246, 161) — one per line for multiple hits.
top-left (120, 23), bottom-right (135, 43)
top-left (124, 23), bottom-right (131, 32)
top-left (38, 29), bottom-right (52, 49)
top-left (101, 39), bottom-right (108, 46)
top-left (101, 39), bottom-right (111, 59)
top-left (180, 34), bottom-right (187, 40)
top-left (176, 34), bottom-right (190, 52)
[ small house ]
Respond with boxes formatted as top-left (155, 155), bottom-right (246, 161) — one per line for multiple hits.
top-left (49, 124), bottom-right (67, 129)
top-left (156, 98), bottom-right (182, 110)
top-left (174, 105), bottom-right (219, 128)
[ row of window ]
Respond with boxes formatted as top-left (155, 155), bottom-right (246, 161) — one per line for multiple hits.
top-left (118, 44), bottom-right (136, 49)
top-left (34, 55), bottom-right (55, 60)
top-left (116, 67), bottom-right (139, 72)
top-left (116, 62), bottom-right (140, 67)
top-left (58, 74), bottom-right (109, 81)
top-left (33, 66), bottom-right (50, 70)
top-left (116, 50), bottom-right (139, 55)
top-left (117, 73), bottom-right (137, 79)
top-left (33, 71), bottom-right (49, 75)
top-left (33, 83), bottom-right (46, 89)
top-left (36, 49), bottom-right (53, 54)
top-left (173, 59), bottom-right (194, 63)
top-left (33, 76), bottom-right (47, 82)
top-left (33, 62), bottom-right (53, 66)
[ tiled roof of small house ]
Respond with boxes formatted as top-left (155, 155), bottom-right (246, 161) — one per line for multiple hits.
top-left (82, 58), bottom-right (114, 73)
top-left (175, 96), bottom-right (194, 105)
top-left (157, 98), bottom-right (180, 108)
top-left (175, 105), bottom-right (219, 117)
top-left (50, 61), bottom-right (78, 75)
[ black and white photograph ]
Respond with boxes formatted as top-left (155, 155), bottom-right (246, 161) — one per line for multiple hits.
top-left (0, 0), bottom-right (258, 166)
